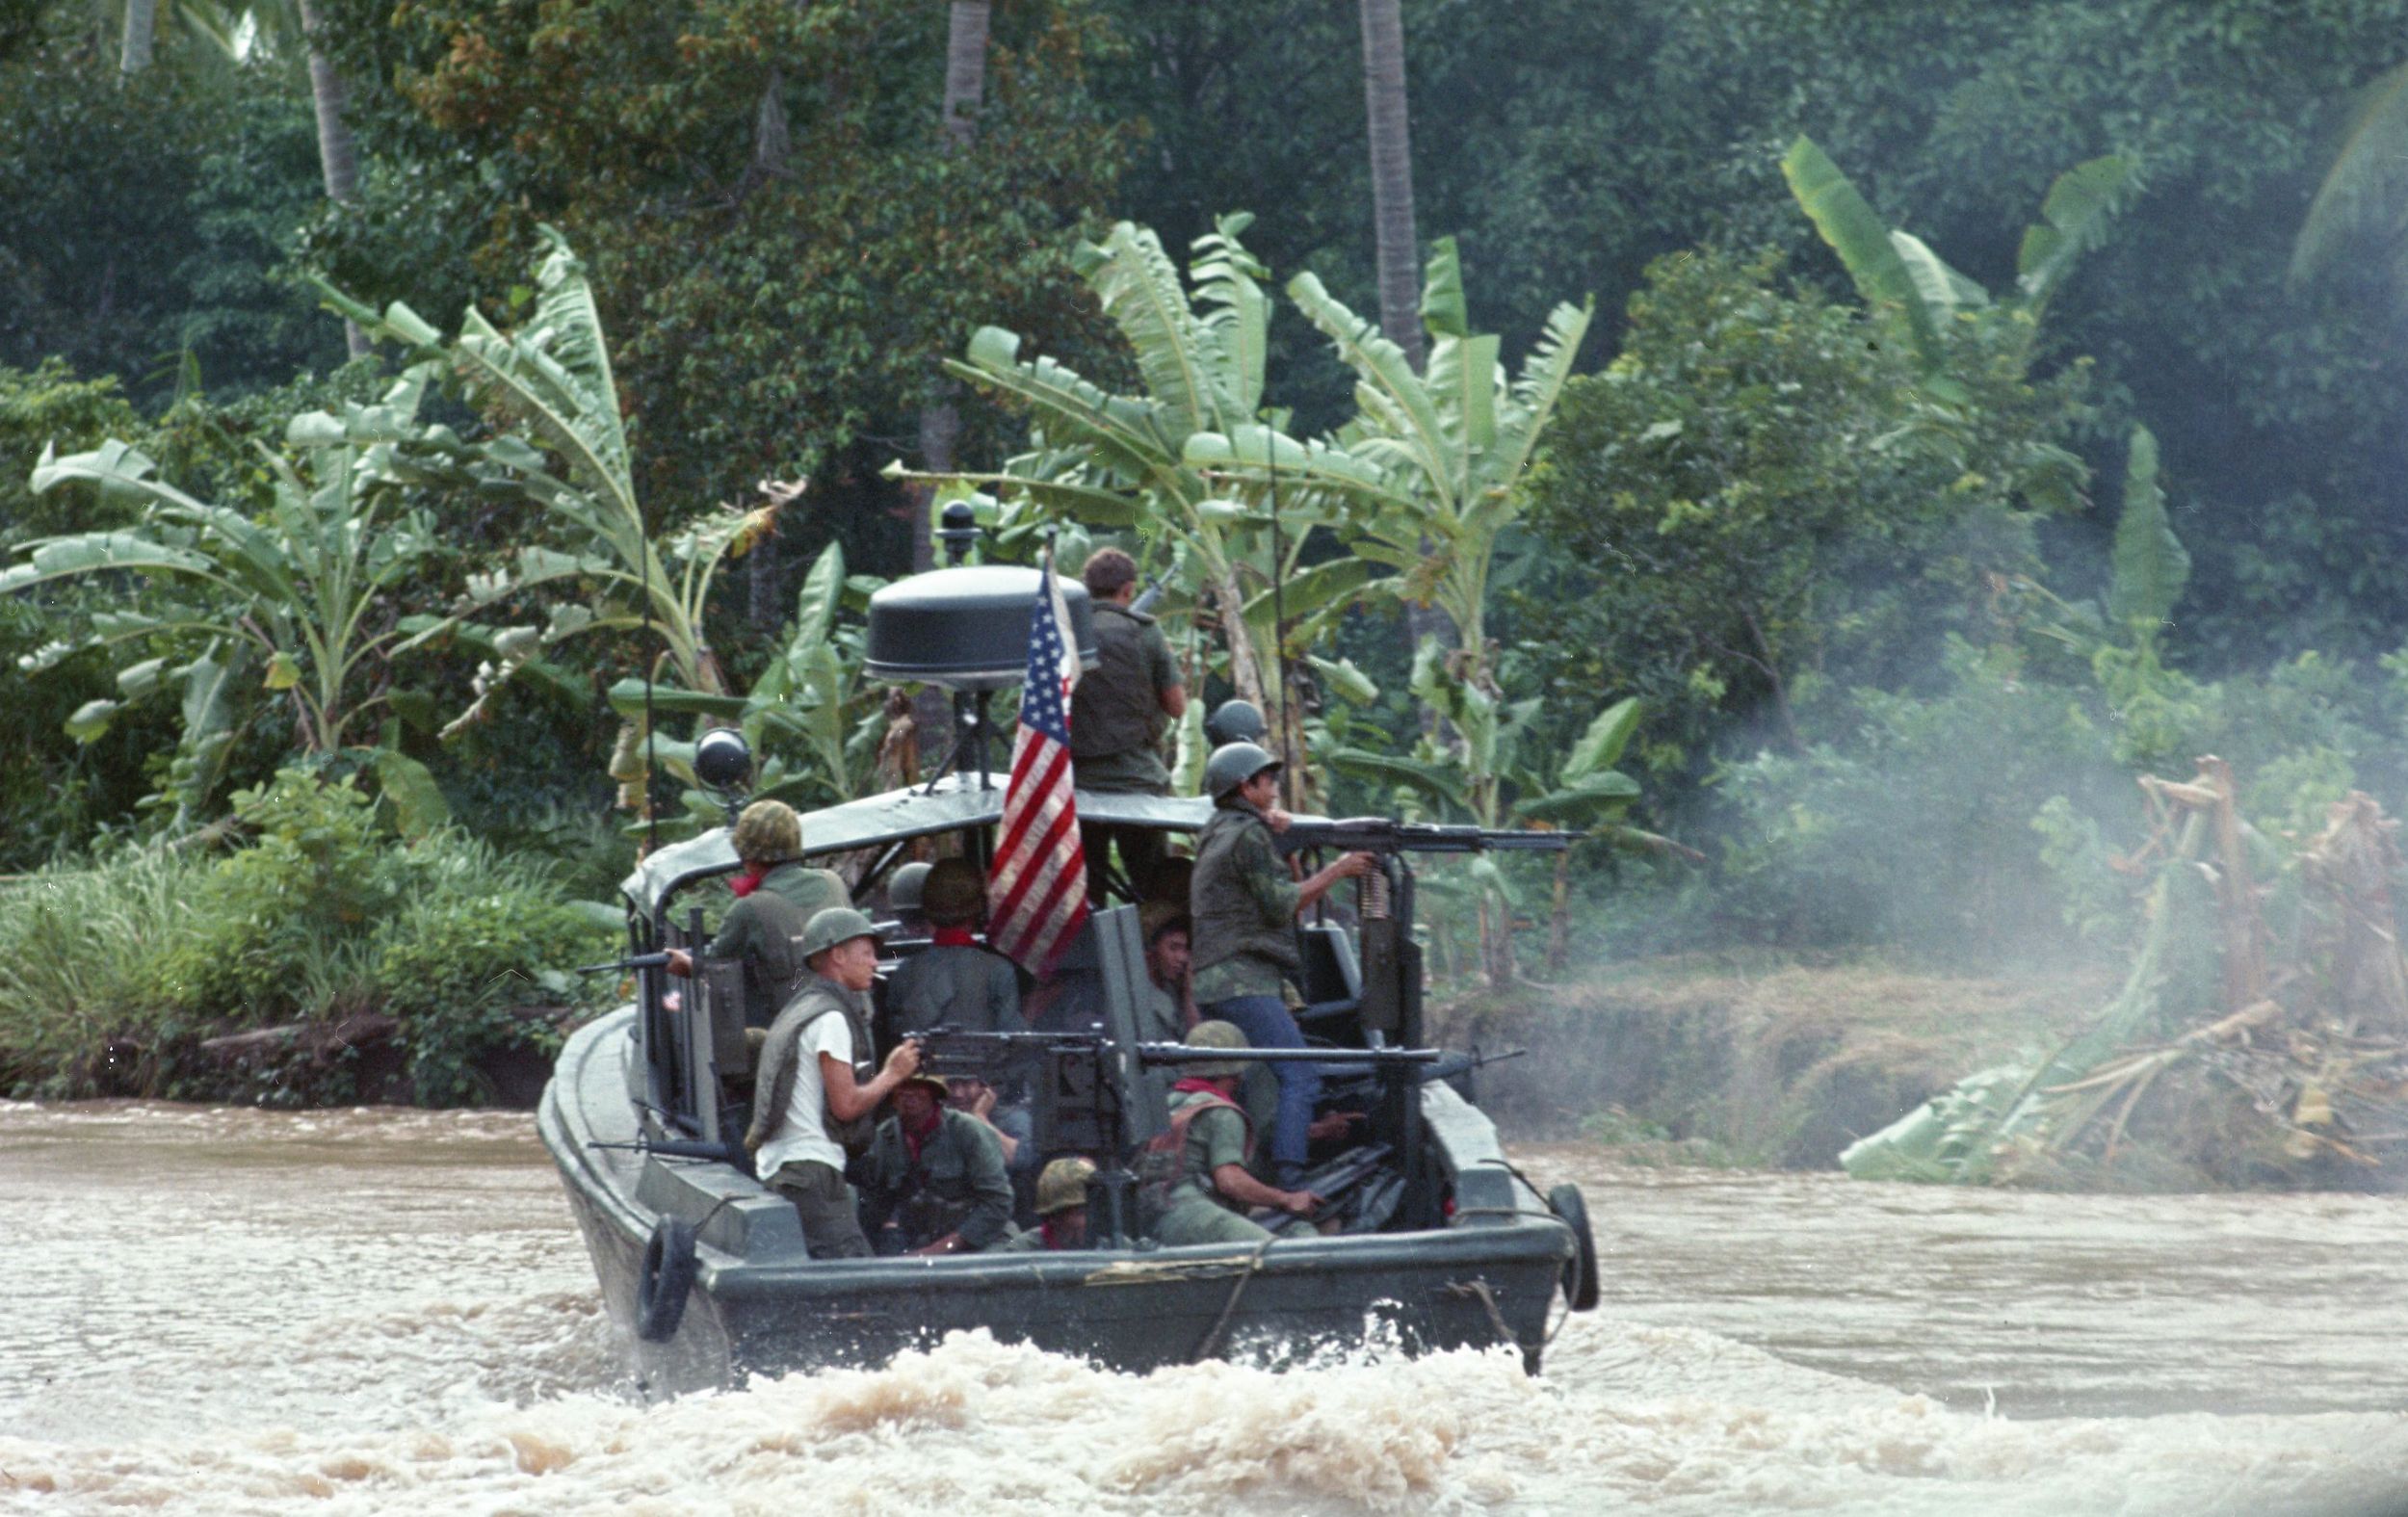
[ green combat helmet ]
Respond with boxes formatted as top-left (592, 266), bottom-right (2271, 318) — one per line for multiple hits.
top-left (798, 906), bottom-right (879, 962)
top-left (1204, 698), bottom-right (1267, 747)
top-left (922, 857), bottom-right (985, 925)
top-left (1202, 742), bottom-right (1280, 802)
top-left (1034, 1156), bottom-right (1097, 1216)
top-left (887, 861), bottom-right (932, 915)
top-left (1182, 1018), bottom-right (1250, 1078)
top-left (730, 799), bottom-right (803, 864)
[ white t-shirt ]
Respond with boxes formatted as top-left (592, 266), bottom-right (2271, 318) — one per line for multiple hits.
top-left (754, 1011), bottom-right (853, 1176)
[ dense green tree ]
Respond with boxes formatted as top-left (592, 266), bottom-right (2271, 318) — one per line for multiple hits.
top-left (301, 0), bottom-right (1134, 563)
top-left (0, 8), bottom-right (348, 397)
top-left (1518, 246), bottom-right (2093, 769)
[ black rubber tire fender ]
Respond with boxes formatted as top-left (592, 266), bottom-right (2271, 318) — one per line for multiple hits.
top-left (636, 1216), bottom-right (699, 1343)
top-left (1546, 1183), bottom-right (1601, 1312)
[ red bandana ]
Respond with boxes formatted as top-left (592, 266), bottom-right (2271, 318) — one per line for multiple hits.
top-left (1170, 1077), bottom-right (1225, 1097)
top-left (932, 926), bottom-right (977, 948)
top-left (727, 864), bottom-right (770, 899)
top-left (903, 1105), bottom-right (943, 1162)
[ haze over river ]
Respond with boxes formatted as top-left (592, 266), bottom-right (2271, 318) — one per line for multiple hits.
top-left (3, 1101), bottom-right (2403, 1515)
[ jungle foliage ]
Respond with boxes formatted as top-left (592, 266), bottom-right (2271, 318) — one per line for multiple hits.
top-left (13, 0), bottom-right (2408, 1108)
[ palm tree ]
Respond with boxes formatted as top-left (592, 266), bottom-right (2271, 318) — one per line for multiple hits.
top-left (294, 0), bottom-right (367, 358)
top-left (119, 0), bottom-right (156, 75)
top-left (1356, 0), bottom-right (1423, 374)
top-left (914, 2), bottom-right (993, 570)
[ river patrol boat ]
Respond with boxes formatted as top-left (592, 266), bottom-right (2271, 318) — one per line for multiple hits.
top-left (537, 560), bottom-right (1600, 1392)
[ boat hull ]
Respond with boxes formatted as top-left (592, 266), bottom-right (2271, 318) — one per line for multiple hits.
top-left (540, 1010), bottom-right (1575, 1393)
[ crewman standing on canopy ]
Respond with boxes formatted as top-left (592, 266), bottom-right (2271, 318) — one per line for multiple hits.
top-left (1070, 547), bottom-right (1187, 901)
top-left (1188, 742), bottom-right (1374, 1186)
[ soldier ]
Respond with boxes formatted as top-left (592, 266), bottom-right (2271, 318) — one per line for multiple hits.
top-left (1136, 900), bottom-right (1193, 1042)
top-left (1139, 1020), bottom-right (1320, 1245)
top-left (1070, 547), bottom-right (1187, 900)
top-left (884, 860), bottom-right (933, 937)
top-left (856, 1071), bottom-right (1016, 1256)
top-left (745, 907), bottom-right (922, 1260)
top-left (1189, 742), bottom-right (1374, 1186)
top-left (946, 1073), bottom-right (1037, 1179)
top-left (665, 799), bottom-right (851, 1027)
top-left (882, 858), bottom-right (1020, 1040)
top-left (1001, 1157), bottom-right (1097, 1252)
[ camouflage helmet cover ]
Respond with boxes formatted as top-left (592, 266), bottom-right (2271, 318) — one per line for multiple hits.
top-left (922, 857), bottom-right (985, 924)
top-left (798, 905), bottom-right (879, 961)
top-left (886, 861), bottom-right (933, 915)
top-left (1034, 1156), bottom-right (1097, 1216)
top-left (1202, 741), bottom-right (1280, 802)
top-left (1182, 1018), bottom-right (1249, 1078)
top-left (730, 799), bottom-right (803, 864)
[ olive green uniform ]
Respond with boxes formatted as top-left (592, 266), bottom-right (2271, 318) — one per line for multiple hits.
top-left (1153, 1088), bottom-right (1272, 1246)
top-left (1074, 602), bottom-right (1183, 898)
top-left (1000, 1222), bottom-right (1075, 1253)
top-left (1134, 978), bottom-right (1185, 1043)
top-left (1070, 602), bottom-right (1183, 793)
top-left (883, 943), bottom-right (1020, 1039)
top-left (706, 862), bottom-right (851, 1026)
top-left (857, 1107), bottom-right (1016, 1253)
top-left (1189, 806), bottom-right (1300, 1005)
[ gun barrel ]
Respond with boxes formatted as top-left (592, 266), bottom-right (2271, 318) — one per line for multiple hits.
top-left (573, 951), bottom-right (673, 975)
top-left (1276, 819), bottom-right (1571, 855)
top-left (1136, 1044), bottom-right (1442, 1065)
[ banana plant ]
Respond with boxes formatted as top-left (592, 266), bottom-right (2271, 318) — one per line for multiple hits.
top-left (7, 365), bottom-right (455, 829)
top-left (1781, 136), bottom-right (2134, 403)
top-left (894, 214), bottom-right (1341, 730)
top-left (320, 228), bottom-right (759, 704)
top-left (2290, 62), bottom-right (2408, 305)
top-left (1330, 642), bottom-right (1653, 986)
top-left (320, 228), bottom-right (801, 824)
top-left (1503, 697), bottom-right (1697, 976)
top-left (1184, 236), bottom-right (1592, 737)
top-left (597, 542), bottom-right (890, 836)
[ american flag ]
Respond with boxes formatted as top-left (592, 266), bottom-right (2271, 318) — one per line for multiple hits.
top-left (986, 552), bottom-right (1089, 975)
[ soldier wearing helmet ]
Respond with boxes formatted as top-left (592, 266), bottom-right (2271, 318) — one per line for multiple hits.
top-left (1071, 546), bottom-right (1187, 902)
top-left (881, 858), bottom-right (1020, 1042)
top-left (664, 799), bottom-right (852, 1027)
top-left (1139, 1021), bottom-right (1320, 1246)
top-left (1001, 1157), bottom-right (1098, 1252)
top-left (856, 1070), bottom-right (1016, 1256)
top-left (883, 860), bottom-right (933, 937)
top-left (745, 906), bottom-right (923, 1261)
top-left (1188, 743), bottom-right (1374, 1186)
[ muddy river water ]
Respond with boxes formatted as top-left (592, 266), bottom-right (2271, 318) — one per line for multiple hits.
top-left (2, 1100), bottom-right (2403, 1515)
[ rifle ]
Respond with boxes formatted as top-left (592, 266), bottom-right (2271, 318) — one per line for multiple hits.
top-left (1274, 817), bottom-right (1571, 858)
top-left (1128, 570), bottom-right (1170, 617)
top-left (573, 951), bottom-right (673, 975)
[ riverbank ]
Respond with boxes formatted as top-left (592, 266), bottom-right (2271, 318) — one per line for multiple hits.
top-left (1439, 955), bottom-right (2117, 1169)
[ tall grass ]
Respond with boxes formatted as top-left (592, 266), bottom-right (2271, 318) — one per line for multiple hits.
top-left (0, 850), bottom-right (211, 1093)
top-left (0, 774), bottom-right (618, 1101)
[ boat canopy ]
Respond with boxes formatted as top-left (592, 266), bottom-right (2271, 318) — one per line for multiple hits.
top-left (616, 774), bottom-right (1219, 917)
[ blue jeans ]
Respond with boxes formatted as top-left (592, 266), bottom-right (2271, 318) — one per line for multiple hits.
top-left (1203, 994), bottom-right (1319, 1175)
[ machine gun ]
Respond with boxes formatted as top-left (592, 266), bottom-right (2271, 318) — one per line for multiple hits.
top-left (1248, 1140), bottom-right (1396, 1230)
top-left (914, 1026), bottom-right (1112, 1082)
top-left (573, 951), bottom-right (673, 976)
top-left (1273, 817), bottom-right (1571, 858)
